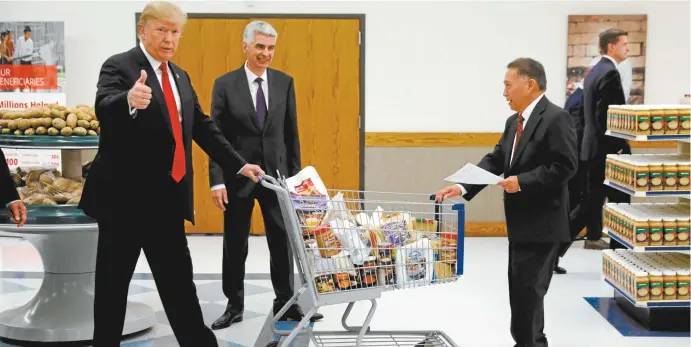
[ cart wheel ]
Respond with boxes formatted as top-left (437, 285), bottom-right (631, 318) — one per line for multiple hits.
top-left (265, 342), bottom-right (279, 347)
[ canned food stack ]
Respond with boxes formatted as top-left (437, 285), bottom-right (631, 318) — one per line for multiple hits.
top-left (603, 203), bottom-right (691, 247)
top-left (605, 154), bottom-right (690, 192)
top-left (602, 250), bottom-right (691, 303)
top-left (607, 104), bottom-right (691, 136)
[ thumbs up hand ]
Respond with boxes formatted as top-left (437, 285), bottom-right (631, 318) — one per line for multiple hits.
top-left (127, 70), bottom-right (152, 110)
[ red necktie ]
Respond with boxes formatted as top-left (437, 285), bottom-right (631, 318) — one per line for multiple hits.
top-left (160, 63), bottom-right (186, 182)
top-left (513, 113), bottom-right (524, 153)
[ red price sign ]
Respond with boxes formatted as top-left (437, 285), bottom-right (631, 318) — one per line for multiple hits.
top-left (5, 158), bottom-right (18, 166)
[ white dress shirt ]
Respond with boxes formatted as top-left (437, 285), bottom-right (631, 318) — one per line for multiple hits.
top-left (455, 93), bottom-right (545, 196)
top-left (15, 37), bottom-right (33, 62)
top-left (210, 62), bottom-right (269, 191)
top-left (129, 41), bottom-right (182, 122)
top-left (244, 61), bottom-right (269, 110)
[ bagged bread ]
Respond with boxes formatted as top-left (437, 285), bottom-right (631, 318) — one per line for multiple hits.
top-left (329, 219), bottom-right (369, 265)
top-left (322, 191), bottom-right (358, 226)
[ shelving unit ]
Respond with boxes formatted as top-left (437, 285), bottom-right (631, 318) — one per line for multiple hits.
top-left (605, 130), bottom-right (691, 142)
top-left (601, 105), bottom-right (691, 331)
top-left (0, 135), bottom-right (156, 343)
top-left (604, 227), bottom-right (691, 252)
top-left (603, 179), bottom-right (690, 197)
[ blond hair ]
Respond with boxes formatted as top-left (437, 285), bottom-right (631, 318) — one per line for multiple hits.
top-left (137, 1), bottom-right (187, 36)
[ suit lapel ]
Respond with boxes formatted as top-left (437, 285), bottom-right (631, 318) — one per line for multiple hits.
top-left (504, 114), bottom-right (517, 173)
top-left (264, 69), bottom-right (279, 133)
top-left (134, 46), bottom-right (173, 137)
top-left (509, 97), bottom-right (548, 171)
top-left (169, 63), bottom-right (192, 142)
top-left (234, 71), bottom-right (262, 132)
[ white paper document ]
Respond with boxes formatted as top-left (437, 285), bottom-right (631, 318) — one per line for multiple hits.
top-left (444, 163), bottom-right (503, 185)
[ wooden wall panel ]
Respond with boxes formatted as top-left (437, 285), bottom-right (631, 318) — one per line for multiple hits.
top-left (365, 132), bottom-right (677, 148)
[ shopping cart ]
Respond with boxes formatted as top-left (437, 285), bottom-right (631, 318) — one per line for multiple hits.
top-left (259, 174), bottom-right (464, 347)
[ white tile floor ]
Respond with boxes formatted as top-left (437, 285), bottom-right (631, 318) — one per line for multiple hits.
top-left (0, 235), bottom-right (688, 347)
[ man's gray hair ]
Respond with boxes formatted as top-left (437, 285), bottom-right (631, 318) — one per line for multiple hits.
top-left (243, 20), bottom-right (278, 44)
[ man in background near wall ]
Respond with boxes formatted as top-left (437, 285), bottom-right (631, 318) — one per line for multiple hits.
top-left (208, 20), bottom-right (323, 330)
top-left (78, 2), bottom-right (264, 346)
top-left (436, 58), bottom-right (577, 347)
top-left (580, 28), bottom-right (631, 250)
top-left (553, 66), bottom-right (590, 275)
top-left (14, 26), bottom-right (33, 92)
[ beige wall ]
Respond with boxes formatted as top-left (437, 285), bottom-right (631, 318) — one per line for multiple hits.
top-left (364, 146), bottom-right (679, 223)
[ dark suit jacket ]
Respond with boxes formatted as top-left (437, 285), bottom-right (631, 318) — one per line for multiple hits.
top-left (581, 57), bottom-right (630, 161)
top-left (79, 45), bottom-right (247, 224)
top-left (208, 65), bottom-right (300, 197)
top-left (0, 149), bottom-right (19, 206)
top-left (462, 96), bottom-right (578, 243)
top-left (564, 87), bottom-right (584, 150)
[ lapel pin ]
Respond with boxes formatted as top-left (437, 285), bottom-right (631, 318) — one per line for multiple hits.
top-left (176, 73), bottom-right (180, 78)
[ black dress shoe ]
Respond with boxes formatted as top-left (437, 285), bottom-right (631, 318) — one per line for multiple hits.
top-left (554, 265), bottom-right (567, 274)
top-left (211, 309), bottom-right (243, 330)
top-left (553, 258), bottom-right (567, 274)
top-left (273, 303), bottom-right (324, 322)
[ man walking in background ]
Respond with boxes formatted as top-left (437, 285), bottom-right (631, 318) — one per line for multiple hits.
top-left (436, 58), bottom-right (577, 347)
top-left (580, 28), bottom-right (631, 250)
top-left (208, 20), bottom-right (323, 330)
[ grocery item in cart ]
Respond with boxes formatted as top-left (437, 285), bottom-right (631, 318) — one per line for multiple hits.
top-left (329, 219), bottom-right (369, 265)
top-left (313, 225), bottom-right (341, 257)
top-left (379, 212), bottom-right (413, 247)
top-left (287, 167), bottom-right (330, 236)
top-left (395, 238), bottom-right (435, 286)
top-left (322, 191), bottom-right (358, 226)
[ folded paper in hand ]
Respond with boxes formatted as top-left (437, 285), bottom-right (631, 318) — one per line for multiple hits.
top-left (444, 163), bottom-right (502, 185)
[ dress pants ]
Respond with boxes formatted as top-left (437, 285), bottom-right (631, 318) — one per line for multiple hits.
top-left (584, 156), bottom-right (607, 241)
top-left (558, 160), bottom-right (588, 257)
top-left (221, 184), bottom-right (294, 311)
top-left (93, 181), bottom-right (217, 347)
top-left (508, 242), bottom-right (560, 347)
top-left (583, 157), bottom-right (629, 248)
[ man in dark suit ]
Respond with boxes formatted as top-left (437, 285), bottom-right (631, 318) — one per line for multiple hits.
top-left (208, 20), bottom-right (322, 330)
top-left (580, 28), bottom-right (631, 250)
top-left (78, 2), bottom-right (264, 346)
top-left (0, 149), bottom-right (26, 227)
top-left (436, 58), bottom-right (577, 347)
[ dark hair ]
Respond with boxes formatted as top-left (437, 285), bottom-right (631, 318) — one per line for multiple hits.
top-left (507, 57), bottom-right (547, 91)
top-left (1, 32), bottom-right (7, 40)
top-left (24, 26), bottom-right (31, 33)
top-left (599, 28), bottom-right (627, 55)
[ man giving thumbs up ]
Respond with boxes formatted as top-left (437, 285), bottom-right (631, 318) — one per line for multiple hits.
top-left (127, 70), bottom-right (152, 110)
top-left (78, 2), bottom-right (264, 346)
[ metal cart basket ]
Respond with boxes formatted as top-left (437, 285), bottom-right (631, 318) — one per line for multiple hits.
top-left (260, 175), bottom-right (465, 347)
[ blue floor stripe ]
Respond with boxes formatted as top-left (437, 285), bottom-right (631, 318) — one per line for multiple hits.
top-left (585, 297), bottom-right (690, 337)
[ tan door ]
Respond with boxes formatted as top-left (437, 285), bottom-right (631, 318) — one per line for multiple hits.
top-left (169, 17), bottom-right (362, 234)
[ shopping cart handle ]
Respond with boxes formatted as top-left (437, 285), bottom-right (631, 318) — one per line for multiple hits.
top-left (259, 174), bottom-right (279, 187)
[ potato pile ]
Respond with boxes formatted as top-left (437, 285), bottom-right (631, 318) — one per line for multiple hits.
top-left (0, 104), bottom-right (100, 137)
top-left (14, 168), bottom-right (84, 205)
